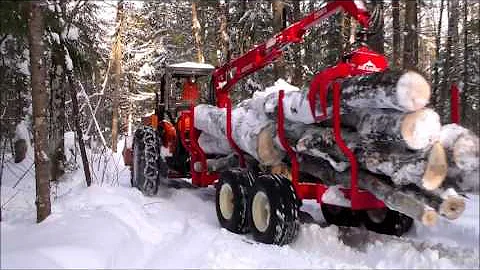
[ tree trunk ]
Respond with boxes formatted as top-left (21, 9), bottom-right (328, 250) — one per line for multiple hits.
top-left (392, 0), bottom-right (401, 67)
top-left (367, 0), bottom-right (384, 54)
top-left (218, 0), bottom-right (230, 65)
top-left (291, 0), bottom-right (302, 86)
top-left (66, 71), bottom-right (92, 187)
top-left (192, 1), bottom-right (205, 63)
top-left (111, 0), bottom-right (125, 152)
top-left (461, 0), bottom-right (468, 123)
top-left (432, 0), bottom-right (444, 108)
top-left (272, 0), bottom-right (286, 78)
top-left (28, 1), bottom-right (51, 223)
top-left (403, 0), bottom-right (418, 70)
top-left (441, 0), bottom-right (460, 123)
top-left (49, 35), bottom-right (66, 182)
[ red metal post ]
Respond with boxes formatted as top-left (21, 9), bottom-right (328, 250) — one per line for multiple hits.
top-left (277, 90), bottom-right (299, 184)
top-left (450, 84), bottom-right (460, 124)
top-left (332, 82), bottom-right (359, 209)
top-left (226, 98), bottom-right (246, 167)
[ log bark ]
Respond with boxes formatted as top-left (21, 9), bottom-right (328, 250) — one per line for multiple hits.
top-left (298, 156), bottom-right (438, 226)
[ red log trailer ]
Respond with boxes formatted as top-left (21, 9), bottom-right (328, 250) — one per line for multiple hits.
top-left (122, 0), bottom-right (458, 245)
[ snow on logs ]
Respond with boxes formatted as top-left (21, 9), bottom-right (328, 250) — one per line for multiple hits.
top-left (192, 71), bottom-right (476, 224)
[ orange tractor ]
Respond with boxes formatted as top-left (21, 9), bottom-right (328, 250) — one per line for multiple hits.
top-left (123, 1), bottom-right (419, 245)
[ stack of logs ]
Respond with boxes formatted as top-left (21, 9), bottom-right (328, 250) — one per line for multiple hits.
top-left (193, 70), bottom-right (479, 226)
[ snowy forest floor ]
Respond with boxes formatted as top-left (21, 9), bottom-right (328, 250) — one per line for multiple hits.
top-left (1, 139), bottom-right (479, 269)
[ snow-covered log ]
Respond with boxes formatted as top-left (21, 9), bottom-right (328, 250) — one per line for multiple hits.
top-left (194, 103), bottom-right (284, 165)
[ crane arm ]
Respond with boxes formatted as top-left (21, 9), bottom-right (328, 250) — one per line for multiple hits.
top-left (213, 0), bottom-right (370, 107)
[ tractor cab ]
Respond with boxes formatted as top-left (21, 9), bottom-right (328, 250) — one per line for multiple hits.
top-left (158, 62), bottom-right (216, 123)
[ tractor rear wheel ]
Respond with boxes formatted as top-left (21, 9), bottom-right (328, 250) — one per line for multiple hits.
top-left (215, 170), bottom-right (251, 234)
top-left (248, 174), bottom-right (299, 245)
top-left (363, 208), bottom-right (413, 236)
top-left (132, 127), bottom-right (167, 196)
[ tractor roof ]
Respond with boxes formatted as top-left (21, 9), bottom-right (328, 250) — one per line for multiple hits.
top-left (166, 62), bottom-right (215, 77)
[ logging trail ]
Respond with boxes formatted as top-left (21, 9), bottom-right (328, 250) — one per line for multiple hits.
top-left (1, 141), bottom-right (478, 269)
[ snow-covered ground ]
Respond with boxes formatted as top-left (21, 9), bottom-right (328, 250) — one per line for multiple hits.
top-left (1, 142), bottom-right (479, 269)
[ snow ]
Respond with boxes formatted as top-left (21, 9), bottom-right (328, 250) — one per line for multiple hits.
top-left (168, 62), bottom-right (215, 70)
top-left (50, 32), bottom-right (60, 44)
top-left (65, 52), bottom-right (73, 71)
top-left (321, 186), bottom-right (351, 207)
top-left (16, 59), bottom-right (30, 76)
top-left (62, 25), bottom-right (80, 41)
top-left (1, 141), bottom-right (479, 269)
top-left (14, 120), bottom-right (31, 143)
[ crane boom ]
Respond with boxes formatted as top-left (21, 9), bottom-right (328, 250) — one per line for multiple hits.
top-left (213, 0), bottom-right (370, 107)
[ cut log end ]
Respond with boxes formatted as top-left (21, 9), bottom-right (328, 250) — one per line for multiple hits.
top-left (453, 133), bottom-right (479, 172)
top-left (421, 209), bottom-right (438, 227)
top-left (396, 71), bottom-right (431, 111)
top-left (422, 142), bottom-right (448, 190)
top-left (439, 196), bottom-right (466, 220)
top-left (257, 125), bottom-right (284, 166)
top-left (401, 108), bottom-right (441, 150)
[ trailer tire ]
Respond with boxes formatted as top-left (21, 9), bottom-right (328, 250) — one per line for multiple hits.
top-left (363, 208), bottom-right (413, 236)
top-left (132, 127), bottom-right (167, 196)
top-left (321, 204), bottom-right (363, 227)
top-left (215, 171), bottom-right (250, 234)
top-left (248, 174), bottom-right (299, 245)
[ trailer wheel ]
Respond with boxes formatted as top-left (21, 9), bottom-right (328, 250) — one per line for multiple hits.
top-left (321, 204), bottom-right (363, 227)
top-left (363, 208), bottom-right (413, 236)
top-left (215, 171), bottom-right (251, 234)
top-left (132, 127), bottom-right (167, 196)
top-left (249, 174), bottom-right (299, 245)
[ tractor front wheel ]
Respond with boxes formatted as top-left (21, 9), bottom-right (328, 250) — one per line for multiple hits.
top-left (132, 127), bottom-right (167, 196)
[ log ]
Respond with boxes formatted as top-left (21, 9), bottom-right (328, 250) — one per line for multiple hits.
top-left (193, 154), bottom-right (238, 172)
top-left (298, 156), bottom-right (438, 226)
top-left (341, 108), bottom-right (441, 150)
top-left (397, 185), bottom-right (465, 220)
top-left (439, 124), bottom-right (479, 172)
top-left (339, 70), bottom-right (431, 112)
top-left (296, 126), bottom-right (448, 190)
top-left (198, 132), bottom-right (232, 155)
top-left (194, 103), bottom-right (285, 165)
top-left (258, 71), bottom-right (430, 125)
